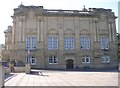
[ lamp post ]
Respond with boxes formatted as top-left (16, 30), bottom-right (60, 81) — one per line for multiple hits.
top-left (27, 49), bottom-right (31, 64)
top-left (25, 49), bottom-right (31, 74)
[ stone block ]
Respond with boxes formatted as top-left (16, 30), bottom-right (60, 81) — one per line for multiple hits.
top-left (25, 64), bottom-right (31, 74)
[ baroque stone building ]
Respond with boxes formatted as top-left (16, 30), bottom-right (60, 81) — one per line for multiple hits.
top-left (2, 4), bottom-right (118, 70)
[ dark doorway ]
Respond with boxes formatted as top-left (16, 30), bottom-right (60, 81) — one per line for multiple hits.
top-left (66, 59), bottom-right (74, 69)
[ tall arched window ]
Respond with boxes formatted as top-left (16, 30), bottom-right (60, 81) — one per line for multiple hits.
top-left (64, 29), bottom-right (74, 50)
top-left (47, 29), bottom-right (58, 50)
top-left (25, 36), bottom-right (37, 50)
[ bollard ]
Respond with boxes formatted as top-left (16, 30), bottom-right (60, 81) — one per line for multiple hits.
top-left (25, 64), bottom-right (31, 74)
top-left (0, 62), bottom-right (4, 88)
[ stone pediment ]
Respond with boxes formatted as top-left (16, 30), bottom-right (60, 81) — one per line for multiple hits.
top-left (26, 29), bottom-right (37, 35)
top-left (79, 29), bottom-right (89, 35)
top-left (64, 29), bottom-right (74, 35)
top-left (48, 29), bottom-right (58, 35)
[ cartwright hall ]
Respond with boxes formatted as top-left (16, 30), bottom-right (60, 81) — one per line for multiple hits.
top-left (2, 4), bottom-right (118, 70)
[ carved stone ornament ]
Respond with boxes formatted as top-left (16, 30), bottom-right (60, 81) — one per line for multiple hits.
top-left (28, 11), bottom-right (36, 20)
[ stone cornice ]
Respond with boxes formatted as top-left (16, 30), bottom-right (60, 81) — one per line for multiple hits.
top-left (12, 4), bottom-right (116, 19)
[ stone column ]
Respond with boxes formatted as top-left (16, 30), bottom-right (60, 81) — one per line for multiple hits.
top-left (22, 21), bottom-right (25, 42)
top-left (19, 21), bottom-right (22, 42)
top-left (41, 20), bottom-right (44, 41)
top-left (12, 21), bottom-right (15, 43)
top-left (108, 23), bottom-right (112, 42)
top-left (37, 21), bottom-right (40, 42)
top-left (94, 22), bottom-right (97, 41)
top-left (112, 23), bottom-right (115, 42)
top-left (0, 62), bottom-right (4, 87)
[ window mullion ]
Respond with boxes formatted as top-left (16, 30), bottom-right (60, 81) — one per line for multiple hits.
top-left (52, 37), bottom-right (54, 49)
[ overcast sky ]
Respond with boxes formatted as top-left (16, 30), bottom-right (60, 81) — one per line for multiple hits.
top-left (0, 0), bottom-right (119, 44)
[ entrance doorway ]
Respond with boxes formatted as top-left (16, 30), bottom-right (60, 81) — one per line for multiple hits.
top-left (66, 59), bottom-right (74, 69)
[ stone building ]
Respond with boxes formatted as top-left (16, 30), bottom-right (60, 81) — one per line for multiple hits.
top-left (2, 4), bottom-right (118, 70)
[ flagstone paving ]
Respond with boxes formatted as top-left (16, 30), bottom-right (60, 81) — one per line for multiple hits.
top-left (5, 70), bottom-right (118, 86)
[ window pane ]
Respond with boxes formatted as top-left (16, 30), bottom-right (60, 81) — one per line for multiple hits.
top-left (105, 38), bottom-right (109, 49)
top-left (31, 57), bottom-right (36, 65)
top-left (54, 59), bottom-right (57, 63)
top-left (100, 37), bottom-right (109, 49)
top-left (86, 57), bottom-right (90, 63)
top-left (48, 36), bottom-right (52, 49)
top-left (48, 56), bottom-right (53, 64)
top-left (53, 36), bottom-right (58, 49)
top-left (82, 56), bottom-right (90, 63)
top-left (102, 56), bottom-right (110, 63)
top-left (31, 37), bottom-right (36, 50)
top-left (80, 37), bottom-right (84, 49)
top-left (70, 37), bottom-right (74, 49)
top-left (64, 37), bottom-right (69, 49)
top-left (86, 37), bottom-right (90, 49)
top-left (26, 37), bottom-right (31, 50)
top-left (100, 37), bottom-right (104, 49)
top-left (82, 58), bottom-right (85, 63)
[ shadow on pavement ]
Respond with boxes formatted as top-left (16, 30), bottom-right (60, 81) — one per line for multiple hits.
top-left (28, 71), bottom-right (49, 77)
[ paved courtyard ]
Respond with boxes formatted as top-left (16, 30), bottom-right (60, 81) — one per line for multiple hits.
top-left (4, 70), bottom-right (118, 86)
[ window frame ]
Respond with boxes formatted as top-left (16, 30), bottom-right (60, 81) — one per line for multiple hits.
top-left (48, 56), bottom-right (58, 64)
top-left (100, 36), bottom-right (109, 50)
top-left (82, 56), bottom-right (90, 64)
top-left (80, 35), bottom-right (90, 49)
top-left (48, 35), bottom-right (58, 50)
top-left (102, 56), bottom-right (110, 63)
top-left (31, 57), bottom-right (36, 65)
top-left (26, 36), bottom-right (37, 50)
top-left (64, 36), bottom-right (74, 50)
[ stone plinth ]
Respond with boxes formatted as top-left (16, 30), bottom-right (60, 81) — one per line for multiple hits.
top-left (0, 62), bottom-right (4, 88)
top-left (25, 64), bottom-right (31, 74)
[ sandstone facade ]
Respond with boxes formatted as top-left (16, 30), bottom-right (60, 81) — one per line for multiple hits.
top-left (2, 4), bottom-right (118, 70)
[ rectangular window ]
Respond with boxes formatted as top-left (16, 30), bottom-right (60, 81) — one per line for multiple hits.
top-left (80, 36), bottom-right (90, 49)
top-left (100, 37), bottom-right (109, 49)
top-left (64, 37), bottom-right (74, 50)
top-left (25, 36), bottom-right (37, 50)
top-left (31, 57), bottom-right (36, 65)
top-left (82, 56), bottom-right (90, 63)
top-left (48, 36), bottom-right (58, 50)
top-left (102, 56), bottom-right (110, 63)
top-left (48, 56), bottom-right (58, 64)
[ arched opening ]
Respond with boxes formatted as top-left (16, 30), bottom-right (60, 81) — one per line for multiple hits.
top-left (66, 59), bottom-right (74, 69)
